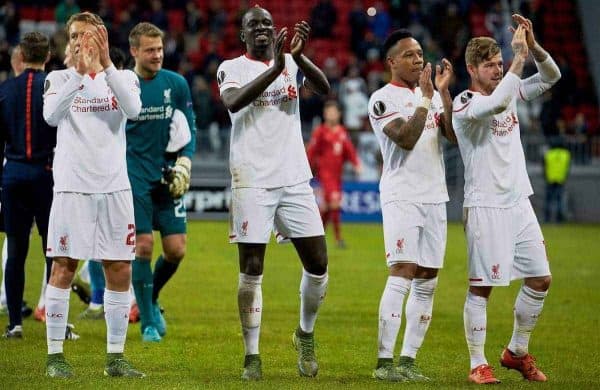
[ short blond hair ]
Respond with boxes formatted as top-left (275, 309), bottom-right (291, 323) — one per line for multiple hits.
top-left (465, 37), bottom-right (501, 67)
top-left (66, 12), bottom-right (104, 33)
top-left (129, 22), bottom-right (164, 48)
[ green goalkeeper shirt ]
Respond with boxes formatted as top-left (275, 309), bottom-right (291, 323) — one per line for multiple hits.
top-left (126, 69), bottom-right (196, 184)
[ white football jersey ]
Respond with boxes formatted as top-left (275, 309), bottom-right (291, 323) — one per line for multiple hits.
top-left (44, 66), bottom-right (141, 193)
top-left (368, 83), bottom-right (448, 204)
top-left (217, 54), bottom-right (311, 189)
top-left (452, 59), bottom-right (560, 208)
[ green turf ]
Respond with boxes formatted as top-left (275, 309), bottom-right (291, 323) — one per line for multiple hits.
top-left (1, 221), bottom-right (599, 389)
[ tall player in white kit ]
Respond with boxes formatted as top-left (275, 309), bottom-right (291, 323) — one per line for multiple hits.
top-left (368, 29), bottom-right (455, 382)
top-left (42, 12), bottom-right (144, 378)
top-left (217, 6), bottom-right (330, 381)
top-left (453, 15), bottom-right (560, 384)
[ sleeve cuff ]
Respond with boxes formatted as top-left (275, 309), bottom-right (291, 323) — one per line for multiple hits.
top-left (534, 56), bottom-right (552, 67)
top-left (103, 64), bottom-right (117, 78)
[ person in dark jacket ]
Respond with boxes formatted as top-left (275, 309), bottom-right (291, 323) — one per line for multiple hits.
top-left (0, 32), bottom-right (56, 338)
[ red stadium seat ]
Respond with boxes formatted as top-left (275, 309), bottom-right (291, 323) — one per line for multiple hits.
top-left (39, 7), bottom-right (55, 21)
top-left (167, 10), bottom-right (185, 34)
top-left (19, 6), bottom-right (38, 21)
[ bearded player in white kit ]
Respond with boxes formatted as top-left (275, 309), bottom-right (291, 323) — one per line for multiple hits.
top-left (42, 12), bottom-right (144, 378)
top-left (452, 15), bottom-right (560, 384)
top-left (217, 6), bottom-right (330, 381)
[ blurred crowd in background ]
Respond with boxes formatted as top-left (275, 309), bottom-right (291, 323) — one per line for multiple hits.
top-left (1, 0), bottom-right (598, 180)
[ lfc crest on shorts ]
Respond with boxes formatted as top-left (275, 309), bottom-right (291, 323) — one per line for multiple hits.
top-left (491, 263), bottom-right (501, 279)
top-left (395, 238), bottom-right (405, 254)
top-left (241, 220), bottom-right (249, 237)
top-left (59, 235), bottom-right (69, 252)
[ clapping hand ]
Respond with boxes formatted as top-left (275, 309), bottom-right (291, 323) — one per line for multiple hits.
top-left (88, 25), bottom-right (112, 69)
top-left (511, 24), bottom-right (529, 60)
top-left (291, 21), bottom-right (310, 59)
top-left (434, 58), bottom-right (453, 92)
top-left (510, 14), bottom-right (537, 49)
top-left (75, 32), bottom-right (95, 75)
top-left (273, 27), bottom-right (287, 72)
top-left (419, 63), bottom-right (434, 99)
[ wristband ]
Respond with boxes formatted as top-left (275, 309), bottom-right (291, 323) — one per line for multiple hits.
top-left (419, 97), bottom-right (431, 110)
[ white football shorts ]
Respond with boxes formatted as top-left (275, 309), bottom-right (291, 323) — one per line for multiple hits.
top-left (463, 198), bottom-right (551, 286)
top-left (47, 190), bottom-right (136, 261)
top-left (229, 181), bottom-right (324, 244)
top-left (381, 201), bottom-right (447, 268)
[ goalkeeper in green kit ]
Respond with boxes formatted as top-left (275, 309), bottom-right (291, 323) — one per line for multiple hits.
top-left (126, 22), bottom-right (196, 342)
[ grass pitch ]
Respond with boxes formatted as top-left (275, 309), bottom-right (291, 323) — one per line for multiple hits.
top-left (0, 221), bottom-right (598, 389)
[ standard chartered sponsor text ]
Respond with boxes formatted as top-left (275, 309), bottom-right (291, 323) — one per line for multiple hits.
top-left (138, 105), bottom-right (167, 121)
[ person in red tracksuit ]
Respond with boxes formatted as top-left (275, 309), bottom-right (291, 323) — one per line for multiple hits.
top-left (307, 101), bottom-right (361, 248)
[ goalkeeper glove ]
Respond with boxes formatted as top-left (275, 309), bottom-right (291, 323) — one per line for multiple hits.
top-left (165, 156), bottom-right (191, 198)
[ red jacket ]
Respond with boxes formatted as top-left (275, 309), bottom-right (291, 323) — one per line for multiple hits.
top-left (306, 123), bottom-right (359, 186)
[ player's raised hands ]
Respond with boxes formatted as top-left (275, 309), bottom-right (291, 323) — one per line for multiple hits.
top-left (434, 58), bottom-right (453, 92)
top-left (75, 32), bottom-right (95, 75)
top-left (274, 27), bottom-right (287, 71)
top-left (419, 63), bottom-right (434, 99)
top-left (291, 21), bottom-right (310, 59)
top-left (511, 14), bottom-right (537, 49)
top-left (88, 25), bottom-right (112, 69)
top-left (511, 24), bottom-right (529, 59)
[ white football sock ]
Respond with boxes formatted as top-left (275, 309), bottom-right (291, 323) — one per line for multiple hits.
top-left (400, 277), bottom-right (438, 358)
top-left (299, 269), bottom-right (328, 333)
top-left (129, 285), bottom-right (136, 305)
top-left (378, 276), bottom-right (411, 359)
top-left (45, 284), bottom-right (70, 354)
top-left (508, 285), bottom-right (547, 356)
top-left (238, 273), bottom-right (262, 355)
top-left (104, 289), bottom-right (130, 354)
top-left (464, 291), bottom-right (488, 369)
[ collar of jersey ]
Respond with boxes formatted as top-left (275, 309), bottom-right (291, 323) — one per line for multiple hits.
top-left (389, 80), bottom-right (416, 92)
top-left (244, 53), bottom-right (272, 66)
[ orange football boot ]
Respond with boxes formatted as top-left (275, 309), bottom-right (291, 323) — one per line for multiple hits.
top-left (468, 364), bottom-right (501, 384)
top-left (500, 348), bottom-right (547, 382)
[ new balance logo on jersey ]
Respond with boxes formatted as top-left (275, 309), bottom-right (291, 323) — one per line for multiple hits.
top-left (491, 264), bottom-right (501, 279)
